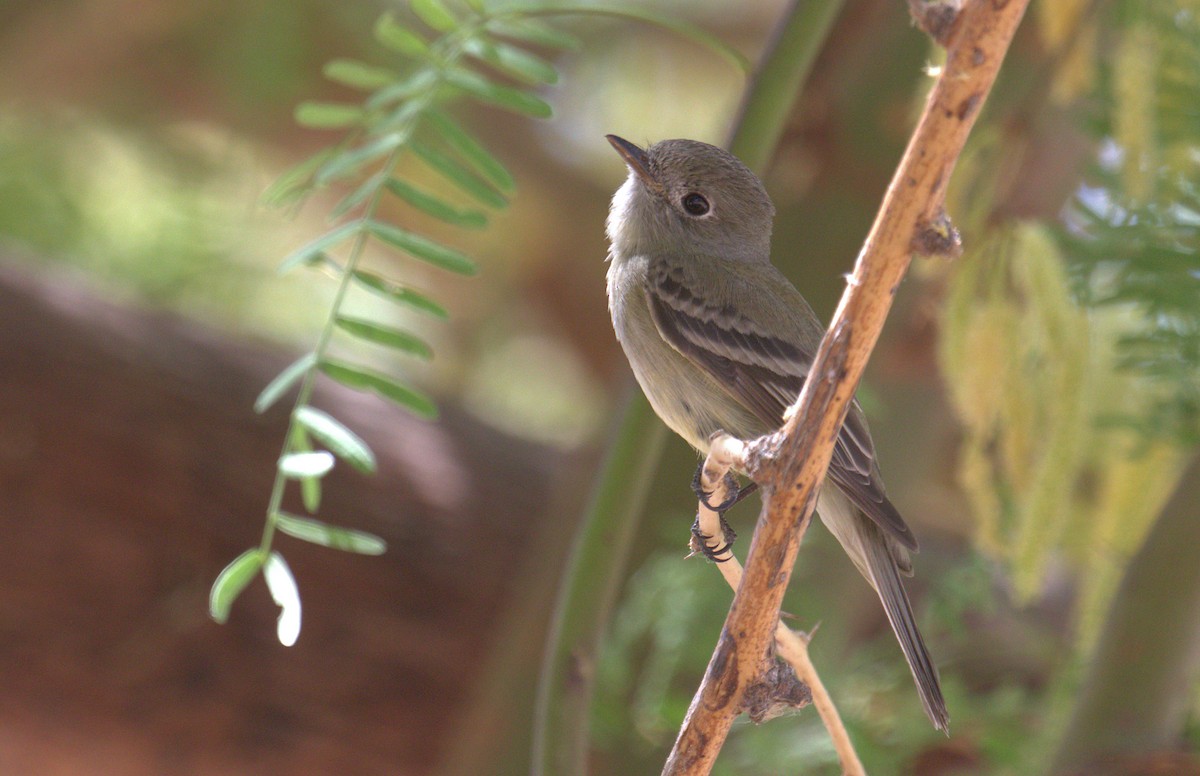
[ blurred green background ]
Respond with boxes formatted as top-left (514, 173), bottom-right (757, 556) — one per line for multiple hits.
top-left (1, 0), bottom-right (1197, 774)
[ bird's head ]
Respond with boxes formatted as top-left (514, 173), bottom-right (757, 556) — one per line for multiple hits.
top-left (605, 135), bottom-right (775, 262)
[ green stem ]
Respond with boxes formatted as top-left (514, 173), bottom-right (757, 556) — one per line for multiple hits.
top-left (729, 0), bottom-right (843, 171)
top-left (257, 213), bottom-right (378, 556)
top-left (530, 1), bottom-right (844, 771)
top-left (531, 394), bottom-right (667, 775)
top-left (256, 21), bottom-right (486, 558)
top-left (506, 3), bottom-right (751, 74)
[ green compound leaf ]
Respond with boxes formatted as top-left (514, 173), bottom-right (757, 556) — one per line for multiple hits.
top-left (352, 270), bottom-right (449, 318)
top-left (374, 13), bottom-right (429, 58)
top-left (263, 552), bottom-right (302, 646)
top-left (323, 59), bottom-right (398, 91)
top-left (278, 221), bottom-right (362, 274)
top-left (319, 358), bottom-right (438, 419)
top-left (294, 101), bottom-right (365, 129)
top-left (425, 110), bottom-right (516, 192)
top-left (384, 177), bottom-right (488, 229)
top-left (366, 220), bottom-right (478, 275)
top-left (411, 0), bottom-right (457, 32)
top-left (275, 511), bottom-right (387, 555)
top-left (464, 37), bottom-right (559, 85)
top-left (411, 143), bottom-right (508, 209)
top-left (209, 549), bottom-right (264, 624)
top-left (255, 353), bottom-right (318, 414)
top-left (335, 316), bottom-right (433, 360)
top-left (445, 67), bottom-right (553, 118)
top-left (279, 450), bottom-right (336, 478)
top-left (294, 405), bottom-right (378, 474)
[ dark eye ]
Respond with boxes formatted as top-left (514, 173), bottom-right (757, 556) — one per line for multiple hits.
top-left (682, 193), bottom-right (710, 216)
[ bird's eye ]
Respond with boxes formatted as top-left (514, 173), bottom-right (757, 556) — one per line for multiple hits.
top-left (682, 193), bottom-right (710, 216)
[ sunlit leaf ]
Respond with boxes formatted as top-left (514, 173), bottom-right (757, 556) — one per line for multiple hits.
top-left (323, 59), bottom-right (398, 91)
top-left (375, 13), bottom-right (429, 57)
top-left (315, 133), bottom-right (405, 184)
top-left (255, 353), bottom-right (318, 414)
top-left (424, 110), bottom-right (516, 192)
top-left (264, 552), bottom-right (302, 646)
top-left (209, 549), bottom-right (264, 624)
top-left (352, 270), bottom-right (449, 318)
top-left (294, 101), bottom-right (365, 129)
top-left (301, 474), bottom-right (322, 513)
top-left (319, 358), bottom-right (438, 419)
top-left (411, 143), bottom-right (508, 208)
top-left (262, 149), bottom-right (334, 207)
top-left (290, 424), bottom-right (324, 512)
top-left (384, 177), bottom-right (487, 228)
top-left (335, 316), bottom-right (434, 360)
top-left (278, 221), bottom-right (362, 274)
top-left (445, 68), bottom-right (553, 118)
top-left (464, 37), bottom-right (559, 85)
top-left (366, 70), bottom-right (439, 111)
top-left (366, 220), bottom-right (478, 275)
top-left (412, 0), bottom-right (457, 32)
top-left (279, 450), bottom-right (336, 478)
top-left (294, 405), bottom-right (378, 474)
top-left (275, 511), bottom-right (387, 555)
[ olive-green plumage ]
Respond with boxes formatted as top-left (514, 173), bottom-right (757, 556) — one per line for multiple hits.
top-left (604, 135), bottom-right (948, 732)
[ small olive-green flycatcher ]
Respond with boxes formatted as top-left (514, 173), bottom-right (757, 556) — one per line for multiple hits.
top-left (604, 135), bottom-right (948, 732)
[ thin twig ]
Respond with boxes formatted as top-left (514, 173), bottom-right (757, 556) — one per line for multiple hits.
top-left (694, 438), bottom-right (865, 776)
top-left (663, 1), bottom-right (1033, 772)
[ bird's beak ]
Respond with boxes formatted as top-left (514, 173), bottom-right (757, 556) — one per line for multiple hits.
top-left (606, 135), bottom-right (663, 196)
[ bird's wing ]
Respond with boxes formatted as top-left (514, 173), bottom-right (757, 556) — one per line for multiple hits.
top-left (646, 261), bottom-right (918, 552)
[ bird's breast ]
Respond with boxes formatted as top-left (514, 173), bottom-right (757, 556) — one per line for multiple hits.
top-left (606, 254), bottom-right (765, 453)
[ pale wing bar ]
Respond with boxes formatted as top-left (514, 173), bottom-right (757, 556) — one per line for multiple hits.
top-left (647, 270), bottom-right (918, 551)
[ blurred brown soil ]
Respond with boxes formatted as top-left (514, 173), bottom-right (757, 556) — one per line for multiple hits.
top-left (0, 258), bottom-right (559, 775)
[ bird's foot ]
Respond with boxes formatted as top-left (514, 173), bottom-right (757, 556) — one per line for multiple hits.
top-left (689, 514), bottom-right (737, 562)
top-left (691, 465), bottom-right (758, 513)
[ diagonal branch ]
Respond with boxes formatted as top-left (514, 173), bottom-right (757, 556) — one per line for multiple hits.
top-left (663, 0), bottom-right (1033, 772)
top-left (693, 436), bottom-right (865, 775)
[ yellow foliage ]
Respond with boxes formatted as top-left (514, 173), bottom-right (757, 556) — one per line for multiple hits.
top-left (1035, 0), bottom-right (1097, 103)
top-left (1113, 20), bottom-right (1160, 202)
top-left (938, 222), bottom-right (1191, 645)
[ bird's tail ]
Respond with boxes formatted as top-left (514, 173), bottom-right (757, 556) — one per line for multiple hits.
top-left (817, 489), bottom-right (950, 733)
top-left (859, 520), bottom-right (950, 733)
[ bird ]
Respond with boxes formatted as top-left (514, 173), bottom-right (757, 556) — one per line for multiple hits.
top-left (603, 134), bottom-right (949, 732)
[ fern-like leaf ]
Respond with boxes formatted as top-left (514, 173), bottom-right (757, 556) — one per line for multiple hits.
top-left (335, 316), bottom-right (434, 359)
top-left (319, 359), bottom-right (438, 419)
top-left (214, 0), bottom-right (750, 646)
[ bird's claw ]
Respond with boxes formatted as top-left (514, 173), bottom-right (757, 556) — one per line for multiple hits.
top-left (691, 467), bottom-right (743, 513)
top-left (690, 515), bottom-right (738, 562)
